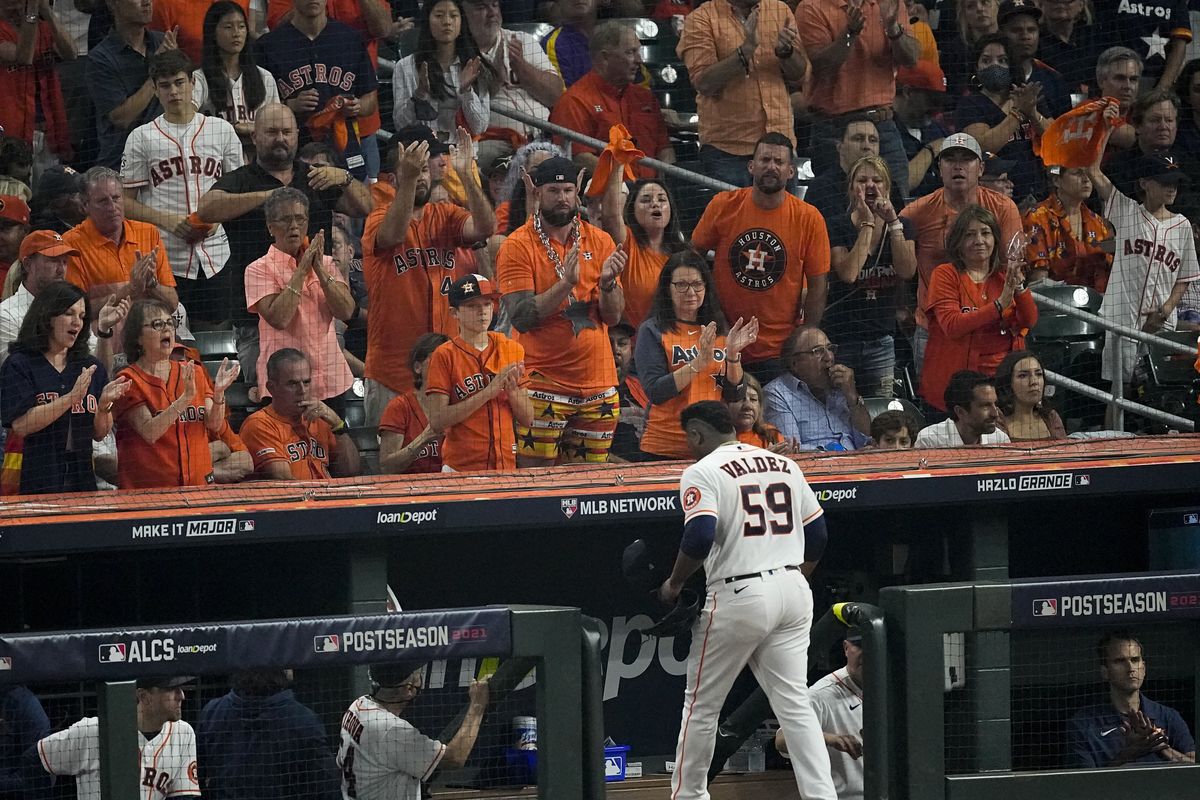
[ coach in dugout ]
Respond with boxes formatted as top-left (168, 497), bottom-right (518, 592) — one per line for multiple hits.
top-left (1069, 630), bottom-right (1195, 767)
top-left (239, 347), bottom-right (359, 480)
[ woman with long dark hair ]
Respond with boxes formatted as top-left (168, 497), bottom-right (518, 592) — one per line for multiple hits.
top-left (0, 281), bottom-right (130, 494)
top-left (634, 251), bottom-right (757, 459)
top-left (392, 0), bottom-right (493, 136)
top-left (920, 205), bottom-right (1037, 411)
top-left (728, 373), bottom-right (791, 453)
top-left (994, 349), bottom-right (1066, 440)
top-left (194, 1), bottom-right (279, 143)
top-left (600, 170), bottom-right (686, 329)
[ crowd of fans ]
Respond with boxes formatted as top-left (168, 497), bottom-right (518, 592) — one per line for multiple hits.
top-left (1, 0), bottom-right (1199, 494)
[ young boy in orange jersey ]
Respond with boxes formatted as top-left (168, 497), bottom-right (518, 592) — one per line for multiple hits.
top-left (425, 275), bottom-right (533, 472)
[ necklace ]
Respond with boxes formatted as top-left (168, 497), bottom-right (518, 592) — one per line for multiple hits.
top-left (532, 212), bottom-right (580, 281)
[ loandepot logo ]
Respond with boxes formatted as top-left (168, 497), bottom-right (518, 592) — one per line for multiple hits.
top-left (376, 509), bottom-right (439, 526)
top-left (815, 487), bottom-right (857, 503)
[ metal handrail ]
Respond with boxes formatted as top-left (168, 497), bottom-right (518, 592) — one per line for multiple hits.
top-left (1032, 291), bottom-right (1197, 355)
top-left (1044, 369), bottom-right (1193, 431)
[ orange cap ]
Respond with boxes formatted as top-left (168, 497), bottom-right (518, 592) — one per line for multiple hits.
top-left (19, 229), bottom-right (79, 260)
top-left (0, 195), bottom-right (31, 226)
top-left (896, 60), bottom-right (947, 93)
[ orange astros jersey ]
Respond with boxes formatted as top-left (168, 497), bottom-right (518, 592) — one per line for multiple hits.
top-left (425, 332), bottom-right (528, 472)
top-left (239, 405), bottom-right (336, 480)
top-left (111, 360), bottom-right (214, 489)
top-left (362, 201), bottom-right (471, 394)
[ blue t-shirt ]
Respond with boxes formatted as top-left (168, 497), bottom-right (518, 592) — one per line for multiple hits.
top-left (1069, 693), bottom-right (1196, 768)
top-left (542, 25), bottom-right (591, 88)
top-left (0, 351), bottom-right (107, 495)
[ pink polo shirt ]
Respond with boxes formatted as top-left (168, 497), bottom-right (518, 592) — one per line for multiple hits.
top-left (245, 245), bottom-right (354, 402)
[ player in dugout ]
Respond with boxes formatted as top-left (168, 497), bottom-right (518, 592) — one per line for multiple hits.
top-left (239, 347), bottom-right (360, 480)
top-left (337, 661), bottom-right (490, 800)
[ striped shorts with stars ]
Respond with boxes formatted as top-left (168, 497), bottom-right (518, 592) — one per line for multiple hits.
top-left (517, 378), bottom-right (620, 463)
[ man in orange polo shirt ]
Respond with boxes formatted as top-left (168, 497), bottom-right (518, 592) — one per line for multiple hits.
top-left (240, 347), bottom-right (360, 480)
top-left (496, 156), bottom-right (627, 466)
top-left (64, 166), bottom-right (179, 351)
top-left (798, 0), bottom-right (919, 197)
top-left (360, 129), bottom-right (494, 426)
top-left (548, 21), bottom-right (673, 179)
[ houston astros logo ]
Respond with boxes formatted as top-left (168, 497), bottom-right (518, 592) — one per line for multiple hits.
top-left (682, 487), bottom-right (701, 511)
top-left (729, 229), bottom-right (786, 291)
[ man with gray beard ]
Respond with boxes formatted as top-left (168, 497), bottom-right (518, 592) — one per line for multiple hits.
top-left (196, 103), bottom-right (372, 386)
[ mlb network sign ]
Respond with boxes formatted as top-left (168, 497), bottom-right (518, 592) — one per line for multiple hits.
top-left (560, 493), bottom-right (677, 519)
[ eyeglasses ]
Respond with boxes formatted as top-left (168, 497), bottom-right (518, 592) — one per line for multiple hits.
top-left (670, 280), bottom-right (705, 294)
top-left (143, 319), bottom-right (178, 331)
top-left (794, 344), bottom-right (838, 358)
top-left (271, 214), bottom-right (309, 228)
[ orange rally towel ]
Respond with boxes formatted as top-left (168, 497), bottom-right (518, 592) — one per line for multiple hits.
top-left (1034, 97), bottom-right (1125, 168)
top-left (586, 124), bottom-right (646, 197)
top-left (308, 96), bottom-right (357, 153)
top-left (186, 212), bottom-right (214, 237)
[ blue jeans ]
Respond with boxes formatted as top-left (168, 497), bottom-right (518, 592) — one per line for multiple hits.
top-left (698, 145), bottom-right (752, 188)
top-left (837, 336), bottom-right (896, 398)
top-left (810, 117), bottom-right (911, 203)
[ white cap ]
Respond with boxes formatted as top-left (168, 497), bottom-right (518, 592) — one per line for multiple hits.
top-left (939, 133), bottom-right (983, 160)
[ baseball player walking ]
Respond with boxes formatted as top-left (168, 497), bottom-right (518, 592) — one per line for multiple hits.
top-left (659, 400), bottom-right (836, 800)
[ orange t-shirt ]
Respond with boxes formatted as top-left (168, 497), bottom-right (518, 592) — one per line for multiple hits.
top-left (425, 332), bottom-right (528, 472)
top-left (898, 186), bottom-right (1022, 327)
top-left (621, 235), bottom-right (668, 329)
top-left (496, 219), bottom-right (619, 394)
top-left (690, 188), bottom-right (830, 362)
top-left (112, 360), bottom-right (214, 489)
top-left (494, 201), bottom-right (511, 236)
top-left (378, 390), bottom-right (443, 473)
top-left (152, 0), bottom-right (251, 64)
top-left (239, 404), bottom-right (336, 480)
top-left (362, 201), bottom-right (470, 393)
top-left (547, 71), bottom-right (668, 180)
top-left (638, 322), bottom-right (733, 459)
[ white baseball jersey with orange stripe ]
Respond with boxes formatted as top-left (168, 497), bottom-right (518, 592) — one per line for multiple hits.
top-left (671, 440), bottom-right (836, 800)
top-left (337, 695), bottom-right (445, 800)
top-left (122, 113), bottom-right (244, 280)
top-left (37, 717), bottom-right (201, 800)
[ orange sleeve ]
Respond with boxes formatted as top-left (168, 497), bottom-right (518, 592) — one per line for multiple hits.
top-left (220, 423), bottom-right (247, 452)
top-left (547, 90), bottom-right (598, 155)
top-left (995, 199), bottom-right (1023, 256)
top-left (111, 367), bottom-right (148, 420)
top-left (496, 232), bottom-right (536, 295)
top-left (266, 0), bottom-right (291, 29)
top-left (927, 264), bottom-right (1002, 339)
top-left (690, 194), bottom-right (723, 253)
top-left (361, 205), bottom-right (389, 257)
top-left (494, 202), bottom-right (510, 236)
top-left (1011, 287), bottom-right (1039, 331)
top-left (1023, 209), bottom-right (1051, 271)
top-left (378, 393), bottom-right (410, 434)
top-left (153, 230), bottom-right (177, 287)
top-left (240, 413), bottom-right (288, 469)
top-left (424, 343), bottom-right (455, 398)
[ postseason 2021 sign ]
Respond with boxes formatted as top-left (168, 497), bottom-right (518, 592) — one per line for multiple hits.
top-left (1012, 572), bottom-right (1200, 628)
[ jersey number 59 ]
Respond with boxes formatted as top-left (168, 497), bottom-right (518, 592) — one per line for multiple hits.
top-left (740, 483), bottom-right (793, 537)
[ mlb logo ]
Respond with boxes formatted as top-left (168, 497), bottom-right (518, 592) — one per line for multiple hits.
top-left (1032, 599), bottom-right (1057, 617)
top-left (314, 635), bottom-right (340, 653)
top-left (239, 520), bottom-right (255, 532)
top-left (99, 643), bottom-right (127, 662)
top-left (1185, 513), bottom-right (1199, 525)
top-left (593, 105), bottom-right (603, 112)
top-left (0, 657), bottom-right (11, 670)
top-left (1076, 475), bottom-right (1090, 486)
top-left (561, 498), bottom-right (578, 519)
top-left (582, 251), bottom-right (593, 260)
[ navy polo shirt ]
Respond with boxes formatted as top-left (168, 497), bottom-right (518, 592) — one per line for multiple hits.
top-left (0, 351), bottom-right (107, 495)
top-left (86, 29), bottom-right (164, 169)
top-left (210, 160), bottom-right (342, 325)
top-left (1069, 694), bottom-right (1196, 768)
top-left (255, 19), bottom-right (377, 117)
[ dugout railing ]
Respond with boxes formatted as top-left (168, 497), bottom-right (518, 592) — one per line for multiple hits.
top-left (879, 571), bottom-right (1200, 800)
top-left (0, 605), bottom-right (604, 800)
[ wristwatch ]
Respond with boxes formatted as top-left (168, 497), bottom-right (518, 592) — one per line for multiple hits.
top-left (24, 13), bottom-right (37, 24)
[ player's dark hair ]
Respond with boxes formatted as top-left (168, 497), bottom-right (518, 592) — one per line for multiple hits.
top-left (1131, 87), bottom-right (1181, 127)
top-left (624, 179), bottom-right (685, 255)
top-left (231, 669), bottom-right (290, 697)
top-left (971, 32), bottom-right (1012, 79)
top-left (733, 373), bottom-right (776, 443)
top-left (993, 349), bottom-right (1047, 415)
top-left (944, 369), bottom-right (994, 418)
top-left (945, 204), bottom-right (1002, 276)
top-left (1097, 630), bottom-right (1144, 663)
top-left (266, 347), bottom-right (310, 382)
top-left (410, 332), bottom-right (450, 390)
top-left (11, 280), bottom-right (92, 362)
top-left (752, 132), bottom-right (794, 162)
top-left (415, 0), bottom-right (497, 101)
top-left (680, 400), bottom-right (736, 435)
top-left (122, 299), bottom-right (176, 363)
top-left (651, 250), bottom-right (726, 333)
top-left (838, 113), bottom-right (877, 143)
top-left (148, 49), bottom-right (194, 84)
top-left (200, 1), bottom-right (267, 118)
top-left (869, 409), bottom-right (915, 443)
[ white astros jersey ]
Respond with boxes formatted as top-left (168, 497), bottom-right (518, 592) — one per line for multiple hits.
top-left (808, 669), bottom-right (865, 800)
top-left (191, 67), bottom-right (281, 126)
top-left (337, 695), bottom-right (445, 800)
top-left (122, 113), bottom-right (244, 280)
top-left (1099, 190), bottom-right (1199, 381)
top-left (36, 717), bottom-right (201, 800)
top-left (680, 441), bottom-right (823, 583)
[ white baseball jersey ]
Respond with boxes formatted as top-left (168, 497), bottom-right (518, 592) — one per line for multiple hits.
top-left (121, 113), bottom-right (244, 280)
top-left (36, 717), bottom-right (201, 800)
top-left (680, 441), bottom-right (823, 583)
top-left (191, 67), bottom-right (282, 126)
top-left (336, 695), bottom-right (445, 800)
top-left (808, 669), bottom-right (865, 800)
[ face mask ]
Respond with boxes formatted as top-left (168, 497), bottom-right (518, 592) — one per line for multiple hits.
top-left (978, 64), bottom-right (1012, 92)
